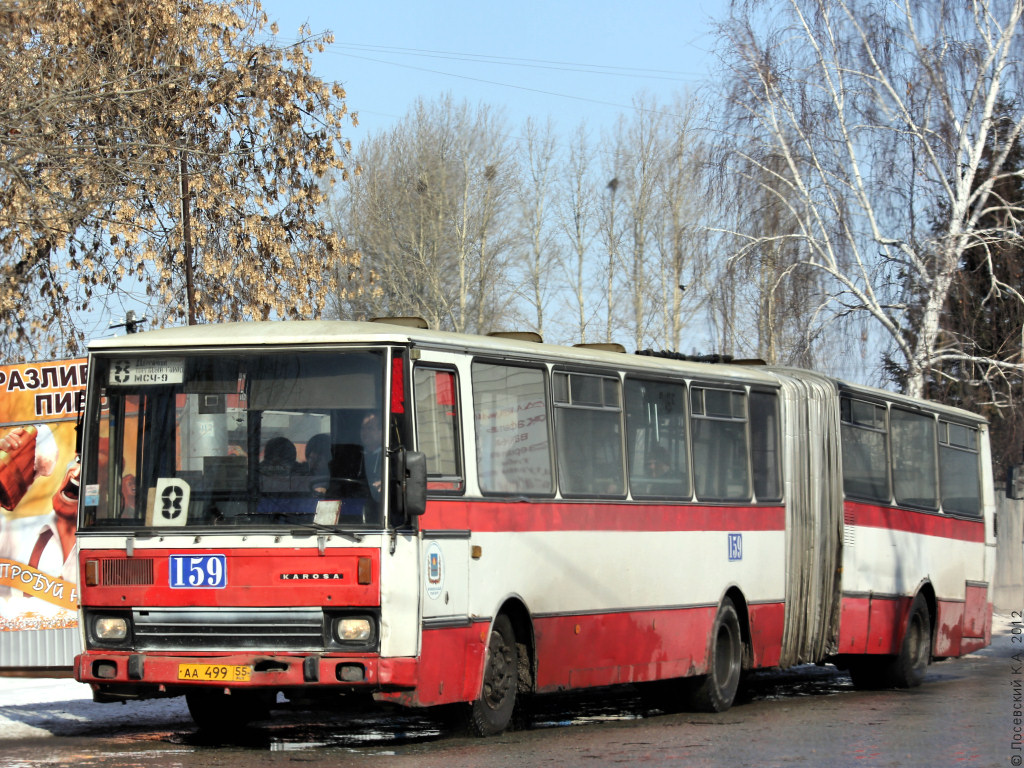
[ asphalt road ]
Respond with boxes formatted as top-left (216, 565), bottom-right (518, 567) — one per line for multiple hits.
top-left (0, 615), bottom-right (1017, 767)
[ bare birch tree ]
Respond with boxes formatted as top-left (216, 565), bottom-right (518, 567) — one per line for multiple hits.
top-left (923, 111), bottom-right (1024, 471)
top-left (716, 0), bottom-right (1024, 396)
top-left (556, 124), bottom-right (599, 344)
top-left (600, 96), bottom-right (713, 352)
top-left (514, 118), bottom-right (560, 338)
top-left (709, 144), bottom-right (836, 366)
top-left (329, 96), bottom-right (516, 334)
top-left (650, 95), bottom-right (713, 352)
top-left (615, 99), bottom-right (663, 351)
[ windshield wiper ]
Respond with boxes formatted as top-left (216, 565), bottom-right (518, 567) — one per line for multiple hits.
top-left (289, 521), bottom-right (363, 542)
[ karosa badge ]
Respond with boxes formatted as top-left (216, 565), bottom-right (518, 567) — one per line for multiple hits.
top-left (280, 572), bottom-right (345, 580)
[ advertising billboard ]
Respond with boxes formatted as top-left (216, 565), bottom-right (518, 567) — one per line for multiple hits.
top-left (0, 359), bottom-right (86, 640)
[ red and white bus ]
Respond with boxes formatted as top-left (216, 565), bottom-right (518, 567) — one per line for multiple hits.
top-left (73, 320), bottom-right (994, 734)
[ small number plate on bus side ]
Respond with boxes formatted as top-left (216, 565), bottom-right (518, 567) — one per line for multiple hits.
top-left (178, 664), bottom-right (251, 682)
top-left (169, 554), bottom-right (227, 589)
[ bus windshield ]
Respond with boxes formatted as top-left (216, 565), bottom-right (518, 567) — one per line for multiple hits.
top-left (81, 350), bottom-right (386, 530)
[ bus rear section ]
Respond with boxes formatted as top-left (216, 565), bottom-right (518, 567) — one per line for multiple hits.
top-left (830, 385), bottom-right (994, 686)
top-left (774, 371), bottom-right (994, 687)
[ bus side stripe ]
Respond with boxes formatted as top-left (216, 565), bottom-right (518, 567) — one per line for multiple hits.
top-left (425, 500), bottom-right (786, 533)
top-left (846, 501), bottom-right (984, 543)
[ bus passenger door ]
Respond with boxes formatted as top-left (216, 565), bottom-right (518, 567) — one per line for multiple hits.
top-left (412, 363), bottom-right (471, 626)
top-left (420, 533), bottom-right (471, 623)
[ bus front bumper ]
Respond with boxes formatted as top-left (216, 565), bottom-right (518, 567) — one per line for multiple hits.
top-left (74, 651), bottom-right (418, 700)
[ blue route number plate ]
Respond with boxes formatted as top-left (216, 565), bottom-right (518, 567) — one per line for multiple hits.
top-left (169, 554), bottom-right (227, 589)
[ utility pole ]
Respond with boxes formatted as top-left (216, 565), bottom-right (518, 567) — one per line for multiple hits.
top-left (109, 310), bottom-right (147, 334)
top-left (179, 151), bottom-right (197, 325)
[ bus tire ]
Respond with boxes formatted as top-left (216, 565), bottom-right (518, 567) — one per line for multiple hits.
top-left (689, 598), bottom-right (743, 712)
top-left (469, 614), bottom-right (518, 736)
top-left (888, 593), bottom-right (931, 688)
top-left (848, 594), bottom-right (931, 690)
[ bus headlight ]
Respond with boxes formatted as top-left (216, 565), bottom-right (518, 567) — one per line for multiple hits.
top-left (94, 616), bottom-right (128, 641)
top-left (333, 616), bottom-right (373, 643)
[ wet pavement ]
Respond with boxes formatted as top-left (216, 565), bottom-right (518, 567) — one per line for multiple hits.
top-left (0, 624), bottom-right (1010, 767)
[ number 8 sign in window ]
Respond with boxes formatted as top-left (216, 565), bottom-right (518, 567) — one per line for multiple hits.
top-left (169, 554), bottom-right (227, 588)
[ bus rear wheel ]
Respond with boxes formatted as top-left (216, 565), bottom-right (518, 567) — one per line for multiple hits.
top-left (469, 614), bottom-right (518, 736)
top-left (890, 594), bottom-right (932, 687)
top-left (848, 594), bottom-right (931, 689)
top-left (689, 598), bottom-right (743, 712)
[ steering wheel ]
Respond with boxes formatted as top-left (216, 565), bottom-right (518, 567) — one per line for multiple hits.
top-left (311, 476), bottom-right (366, 498)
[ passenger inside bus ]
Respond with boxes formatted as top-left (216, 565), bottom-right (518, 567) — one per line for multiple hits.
top-left (646, 446), bottom-right (671, 478)
top-left (305, 433), bottom-right (330, 477)
top-left (305, 433), bottom-right (331, 494)
top-left (311, 442), bottom-right (372, 524)
top-left (255, 436), bottom-right (304, 518)
top-left (638, 446), bottom-right (672, 495)
top-left (260, 436), bottom-right (298, 478)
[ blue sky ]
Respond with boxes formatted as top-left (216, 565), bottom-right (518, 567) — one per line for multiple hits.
top-left (85, 1), bottom-right (731, 346)
top-left (258, 0), bottom-right (727, 145)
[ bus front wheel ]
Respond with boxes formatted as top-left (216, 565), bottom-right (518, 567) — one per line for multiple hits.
top-left (469, 614), bottom-right (518, 736)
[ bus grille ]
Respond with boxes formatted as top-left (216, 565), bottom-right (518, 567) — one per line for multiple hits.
top-left (102, 558), bottom-right (154, 586)
top-left (131, 608), bottom-right (324, 651)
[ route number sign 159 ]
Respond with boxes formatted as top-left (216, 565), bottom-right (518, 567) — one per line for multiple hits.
top-left (169, 554), bottom-right (227, 589)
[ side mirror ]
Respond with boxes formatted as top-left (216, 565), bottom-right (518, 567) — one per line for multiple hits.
top-left (391, 449), bottom-right (427, 520)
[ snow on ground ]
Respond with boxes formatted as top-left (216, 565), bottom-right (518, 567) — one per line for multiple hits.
top-left (0, 676), bottom-right (190, 740)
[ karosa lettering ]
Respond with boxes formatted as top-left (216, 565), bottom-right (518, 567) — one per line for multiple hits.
top-left (280, 573), bottom-right (345, 580)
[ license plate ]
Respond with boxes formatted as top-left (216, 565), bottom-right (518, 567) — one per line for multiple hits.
top-left (178, 663), bottom-right (251, 682)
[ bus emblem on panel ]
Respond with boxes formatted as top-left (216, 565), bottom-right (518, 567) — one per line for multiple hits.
top-left (112, 360), bottom-right (131, 384)
top-left (728, 533), bottom-right (743, 561)
top-left (425, 542), bottom-right (444, 600)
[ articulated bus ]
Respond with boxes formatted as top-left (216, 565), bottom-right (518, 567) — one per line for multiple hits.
top-left (73, 320), bottom-right (994, 734)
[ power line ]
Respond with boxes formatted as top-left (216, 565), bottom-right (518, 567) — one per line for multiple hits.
top-left (324, 42), bottom-right (707, 82)
top-left (265, 33), bottom-right (712, 137)
top-left (331, 50), bottom-right (675, 116)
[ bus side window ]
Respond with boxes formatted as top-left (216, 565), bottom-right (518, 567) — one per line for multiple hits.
top-left (624, 378), bottom-right (691, 499)
top-left (890, 407), bottom-right (938, 510)
top-left (553, 372), bottom-right (625, 498)
top-left (413, 367), bottom-right (464, 493)
top-left (472, 362), bottom-right (553, 496)
top-left (691, 387), bottom-right (751, 502)
top-left (749, 390), bottom-right (782, 502)
top-left (840, 397), bottom-right (890, 503)
top-left (939, 421), bottom-right (981, 517)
